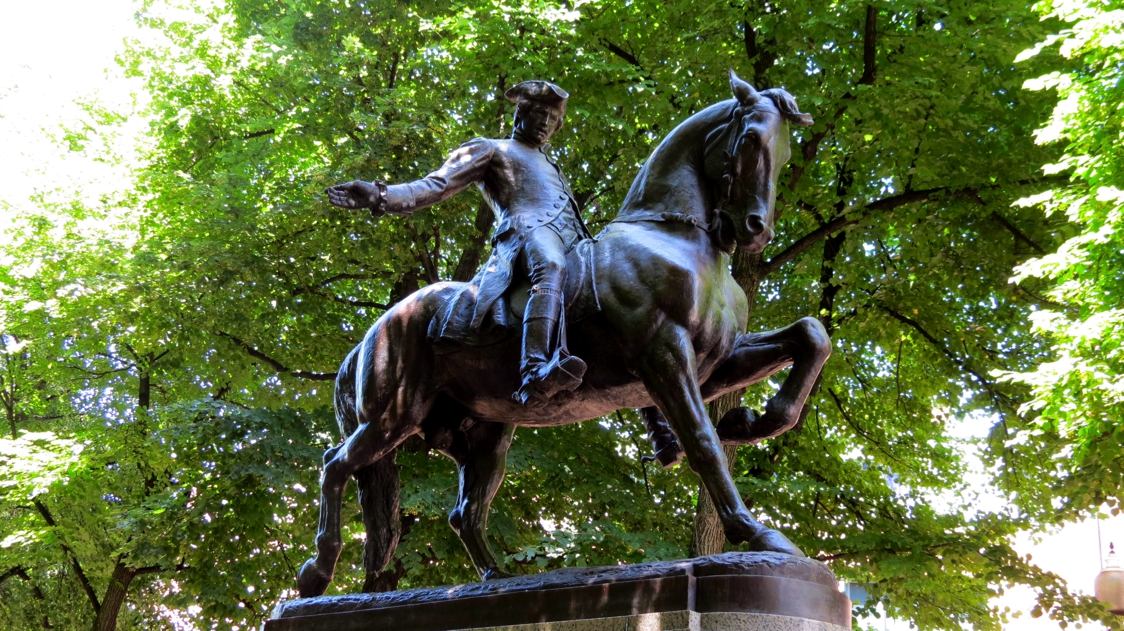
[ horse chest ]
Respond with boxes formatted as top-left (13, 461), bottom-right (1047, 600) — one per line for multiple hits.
top-left (688, 277), bottom-right (745, 374)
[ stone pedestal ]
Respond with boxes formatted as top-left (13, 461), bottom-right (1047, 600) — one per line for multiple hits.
top-left (265, 552), bottom-right (851, 631)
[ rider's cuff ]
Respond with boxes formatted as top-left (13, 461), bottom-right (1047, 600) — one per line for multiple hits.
top-left (369, 180), bottom-right (389, 218)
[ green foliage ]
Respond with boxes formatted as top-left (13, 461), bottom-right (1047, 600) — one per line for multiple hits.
top-left (999, 0), bottom-right (1124, 539)
top-left (1, 0), bottom-right (1119, 629)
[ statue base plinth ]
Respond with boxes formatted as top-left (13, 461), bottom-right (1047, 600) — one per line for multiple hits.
top-left (265, 552), bottom-right (851, 631)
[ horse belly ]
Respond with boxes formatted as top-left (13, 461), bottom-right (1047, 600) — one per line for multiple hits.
top-left (435, 316), bottom-right (651, 426)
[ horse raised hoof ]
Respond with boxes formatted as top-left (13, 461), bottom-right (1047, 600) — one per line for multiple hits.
top-left (745, 528), bottom-right (806, 558)
top-left (481, 568), bottom-right (516, 581)
top-left (716, 406), bottom-right (764, 445)
top-left (297, 558), bottom-right (334, 598)
top-left (516, 352), bottom-right (587, 405)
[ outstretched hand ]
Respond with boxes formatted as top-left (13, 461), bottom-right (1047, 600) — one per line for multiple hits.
top-left (325, 180), bottom-right (385, 216)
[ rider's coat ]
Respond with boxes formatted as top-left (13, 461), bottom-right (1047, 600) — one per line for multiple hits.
top-left (381, 137), bottom-right (592, 348)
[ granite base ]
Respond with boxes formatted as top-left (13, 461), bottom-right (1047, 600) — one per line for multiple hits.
top-left (265, 552), bottom-right (852, 631)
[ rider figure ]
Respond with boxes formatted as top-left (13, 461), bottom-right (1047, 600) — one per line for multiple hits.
top-left (326, 80), bottom-right (590, 405)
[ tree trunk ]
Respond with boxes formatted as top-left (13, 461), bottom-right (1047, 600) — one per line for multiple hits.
top-left (90, 355), bottom-right (158, 630)
top-left (689, 251), bottom-right (763, 556)
top-left (92, 562), bottom-right (135, 631)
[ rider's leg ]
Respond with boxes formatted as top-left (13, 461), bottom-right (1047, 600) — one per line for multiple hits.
top-left (515, 226), bottom-right (586, 404)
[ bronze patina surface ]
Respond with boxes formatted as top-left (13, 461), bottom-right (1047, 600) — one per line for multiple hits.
top-left (300, 72), bottom-right (826, 598)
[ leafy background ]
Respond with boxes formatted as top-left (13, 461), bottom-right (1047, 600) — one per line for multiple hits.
top-left (1, 0), bottom-right (1122, 629)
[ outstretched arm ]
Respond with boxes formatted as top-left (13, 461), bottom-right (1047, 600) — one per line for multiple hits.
top-left (326, 138), bottom-right (494, 217)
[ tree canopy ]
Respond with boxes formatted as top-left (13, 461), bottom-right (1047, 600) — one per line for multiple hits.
top-left (1, 0), bottom-right (1121, 630)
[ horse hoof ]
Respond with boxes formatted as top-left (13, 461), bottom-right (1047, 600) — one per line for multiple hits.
top-left (716, 407), bottom-right (762, 445)
top-left (746, 528), bottom-right (806, 558)
top-left (481, 568), bottom-right (516, 581)
top-left (297, 559), bottom-right (333, 598)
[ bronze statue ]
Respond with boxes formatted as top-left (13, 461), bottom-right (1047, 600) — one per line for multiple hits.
top-left (299, 72), bottom-right (826, 597)
top-left (327, 80), bottom-right (590, 405)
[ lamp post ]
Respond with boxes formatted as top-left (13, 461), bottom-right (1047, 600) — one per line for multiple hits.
top-left (1095, 543), bottom-right (1124, 615)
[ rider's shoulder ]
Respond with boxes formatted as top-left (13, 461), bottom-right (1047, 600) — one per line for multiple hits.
top-left (451, 137), bottom-right (497, 156)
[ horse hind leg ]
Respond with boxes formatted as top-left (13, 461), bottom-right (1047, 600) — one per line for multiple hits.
top-left (432, 415), bottom-right (516, 581)
top-left (298, 418), bottom-right (414, 597)
top-left (354, 452), bottom-right (402, 593)
top-left (331, 346), bottom-right (407, 593)
top-left (298, 346), bottom-right (433, 597)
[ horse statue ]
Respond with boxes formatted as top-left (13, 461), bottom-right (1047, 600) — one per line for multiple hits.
top-left (297, 71), bottom-right (829, 597)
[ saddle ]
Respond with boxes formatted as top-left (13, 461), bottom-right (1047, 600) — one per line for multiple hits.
top-left (428, 238), bottom-right (601, 353)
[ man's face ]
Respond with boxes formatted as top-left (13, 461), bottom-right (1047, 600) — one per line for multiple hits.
top-left (517, 102), bottom-right (564, 146)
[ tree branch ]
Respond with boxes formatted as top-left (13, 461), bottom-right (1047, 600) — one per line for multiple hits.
top-left (133, 563), bottom-right (188, 576)
top-left (32, 499), bottom-right (100, 612)
top-left (292, 273), bottom-right (381, 296)
top-left (765, 178), bottom-right (1061, 275)
top-left (990, 210), bottom-right (1046, 255)
top-left (859, 5), bottom-right (878, 86)
top-left (787, 104), bottom-right (848, 191)
top-left (216, 332), bottom-right (338, 381)
top-left (0, 566), bottom-right (50, 628)
top-left (0, 566), bottom-right (23, 587)
top-left (600, 38), bottom-right (642, 69)
top-left (306, 289), bottom-right (389, 310)
top-left (878, 306), bottom-right (1013, 413)
top-left (827, 387), bottom-right (902, 463)
top-left (743, 21), bottom-right (777, 87)
top-left (766, 213), bottom-right (861, 275)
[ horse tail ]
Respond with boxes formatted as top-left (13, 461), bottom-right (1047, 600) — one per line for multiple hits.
top-left (334, 343), bottom-right (403, 593)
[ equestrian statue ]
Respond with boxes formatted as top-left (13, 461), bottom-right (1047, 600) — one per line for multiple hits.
top-left (298, 71), bottom-right (829, 597)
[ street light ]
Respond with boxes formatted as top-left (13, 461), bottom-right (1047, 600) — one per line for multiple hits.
top-left (1095, 543), bottom-right (1124, 615)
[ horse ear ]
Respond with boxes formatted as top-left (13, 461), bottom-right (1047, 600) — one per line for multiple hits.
top-left (728, 69), bottom-right (760, 106)
top-left (760, 88), bottom-right (815, 127)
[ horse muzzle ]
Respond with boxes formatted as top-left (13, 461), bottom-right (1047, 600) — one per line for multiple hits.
top-left (738, 213), bottom-right (774, 253)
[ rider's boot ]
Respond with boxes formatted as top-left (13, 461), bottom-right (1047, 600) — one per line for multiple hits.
top-left (640, 407), bottom-right (684, 469)
top-left (515, 290), bottom-right (586, 405)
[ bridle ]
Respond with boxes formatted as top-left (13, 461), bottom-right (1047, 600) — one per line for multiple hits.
top-left (706, 103), bottom-right (780, 252)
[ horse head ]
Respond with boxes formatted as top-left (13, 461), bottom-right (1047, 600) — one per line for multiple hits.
top-left (710, 70), bottom-right (814, 254)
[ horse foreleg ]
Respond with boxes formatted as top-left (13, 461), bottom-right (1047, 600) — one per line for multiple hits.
top-left (701, 317), bottom-right (830, 444)
top-left (298, 421), bottom-right (414, 597)
top-left (635, 324), bottom-right (803, 557)
top-left (439, 420), bottom-right (516, 580)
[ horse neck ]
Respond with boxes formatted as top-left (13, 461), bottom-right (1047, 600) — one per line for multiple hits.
top-left (614, 100), bottom-right (735, 225)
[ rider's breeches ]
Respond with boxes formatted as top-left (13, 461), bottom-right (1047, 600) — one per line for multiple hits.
top-left (520, 215), bottom-right (581, 369)
top-left (522, 213), bottom-right (580, 299)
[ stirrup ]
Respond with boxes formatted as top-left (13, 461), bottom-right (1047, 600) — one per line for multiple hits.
top-left (650, 438), bottom-right (684, 469)
top-left (515, 351), bottom-right (587, 406)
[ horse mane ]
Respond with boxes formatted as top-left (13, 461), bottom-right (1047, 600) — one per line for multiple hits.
top-left (760, 88), bottom-right (814, 127)
top-left (702, 101), bottom-right (740, 158)
top-left (703, 88), bottom-right (813, 158)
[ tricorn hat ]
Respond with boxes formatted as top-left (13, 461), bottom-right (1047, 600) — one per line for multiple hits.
top-left (504, 80), bottom-right (569, 106)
